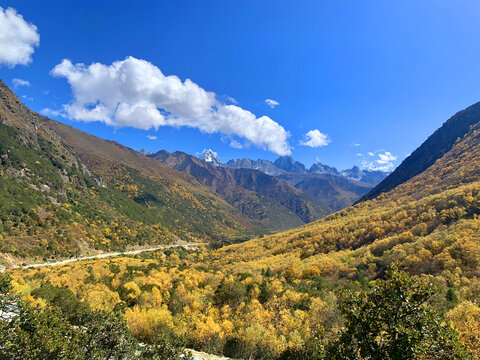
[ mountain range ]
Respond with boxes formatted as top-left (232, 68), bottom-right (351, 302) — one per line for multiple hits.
top-left (200, 149), bottom-right (389, 184)
top-left (149, 151), bottom-right (381, 230)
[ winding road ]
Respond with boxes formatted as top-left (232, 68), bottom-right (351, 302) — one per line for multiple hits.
top-left (3, 243), bottom-right (202, 270)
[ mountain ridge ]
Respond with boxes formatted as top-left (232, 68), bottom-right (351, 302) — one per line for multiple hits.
top-left (360, 101), bottom-right (480, 202)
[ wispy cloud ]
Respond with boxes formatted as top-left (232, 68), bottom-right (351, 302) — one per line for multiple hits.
top-left (12, 78), bottom-right (30, 88)
top-left (146, 135), bottom-right (157, 140)
top-left (40, 108), bottom-right (62, 117)
top-left (265, 99), bottom-right (280, 108)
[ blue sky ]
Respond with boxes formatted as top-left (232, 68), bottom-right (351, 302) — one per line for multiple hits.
top-left (2, 1), bottom-right (480, 171)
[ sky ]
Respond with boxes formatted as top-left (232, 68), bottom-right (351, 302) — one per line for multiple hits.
top-left (2, 1), bottom-right (480, 171)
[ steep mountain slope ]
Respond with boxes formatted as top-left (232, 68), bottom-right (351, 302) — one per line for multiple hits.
top-left (0, 80), bottom-right (258, 264)
top-left (149, 150), bottom-right (327, 231)
top-left (361, 101), bottom-right (480, 201)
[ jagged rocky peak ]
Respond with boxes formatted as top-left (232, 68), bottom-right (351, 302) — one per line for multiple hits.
top-left (139, 148), bottom-right (154, 156)
top-left (309, 162), bottom-right (339, 175)
top-left (225, 158), bottom-right (284, 176)
top-left (341, 165), bottom-right (363, 181)
top-left (226, 158), bottom-right (253, 168)
top-left (340, 166), bottom-right (389, 184)
top-left (274, 156), bottom-right (306, 173)
top-left (200, 149), bottom-right (223, 166)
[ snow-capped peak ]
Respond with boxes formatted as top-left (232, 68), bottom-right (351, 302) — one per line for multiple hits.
top-left (199, 149), bottom-right (223, 166)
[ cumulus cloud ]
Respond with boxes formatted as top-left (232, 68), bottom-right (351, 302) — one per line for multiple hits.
top-left (361, 151), bottom-right (397, 172)
top-left (146, 135), bottom-right (157, 140)
top-left (265, 99), bottom-right (279, 108)
top-left (0, 7), bottom-right (39, 67)
top-left (50, 57), bottom-right (291, 155)
top-left (12, 78), bottom-right (30, 87)
top-left (300, 129), bottom-right (330, 148)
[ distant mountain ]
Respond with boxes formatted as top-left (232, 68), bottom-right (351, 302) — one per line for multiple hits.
top-left (274, 156), bottom-right (306, 173)
top-left (199, 149), bottom-right (223, 166)
top-left (150, 150), bottom-right (327, 231)
top-left (308, 163), bottom-right (339, 176)
top-left (340, 166), bottom-right (389, 184)
top-left (223, 155), bottom-right (388, 185)
top-left (139, 148), bottom-right (154, 156)
top-left (225, 158), bottom-right (284, 176)
top-left (360, 101), bottom-right (480, 201)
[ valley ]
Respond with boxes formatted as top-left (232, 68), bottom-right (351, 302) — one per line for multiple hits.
top-left (3, 84), bottom-right (480, 358)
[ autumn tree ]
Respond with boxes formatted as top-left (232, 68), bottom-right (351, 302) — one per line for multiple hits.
top-left (326, 266), bottom-right (470, 360)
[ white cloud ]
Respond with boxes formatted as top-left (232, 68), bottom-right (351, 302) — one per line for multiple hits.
top-left (356, 153), bottom-right (363, 156)
top-left (300, 129), bottom-right (330, 148)
top-left (361, 151), bottom-right (397, 172)
top-left (0, 7), bottom-right (39, 67)
top-left (265, 99), bottom-right (280, 108)
top-left (376, 151), bottom-right (397, 164)
top-left (12, 78), bottom-right (30, 87)
top-left (146, 135), bottom-right (157, 140)
top-left (50, 57), bottom-right (291, 155)
top-left (354, 143), bottom-right (361, 147)
top-left (40, 108), bottom-right (62, 117)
